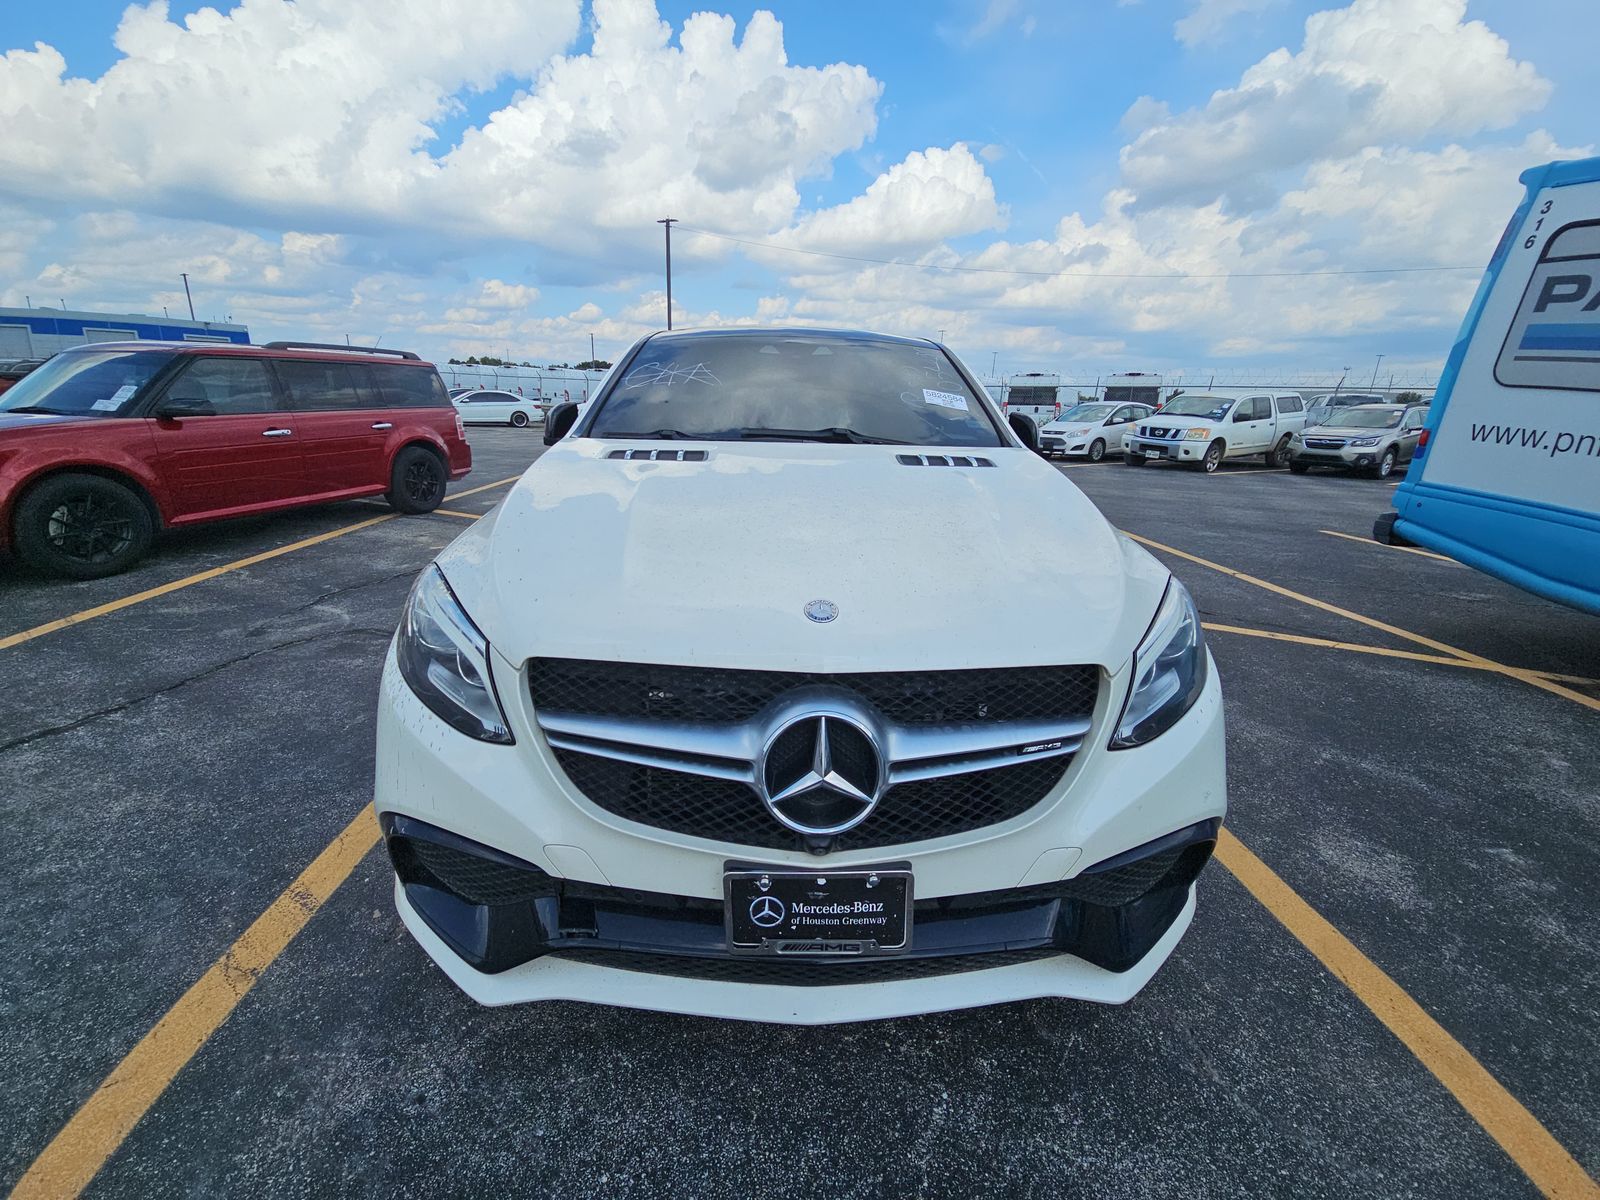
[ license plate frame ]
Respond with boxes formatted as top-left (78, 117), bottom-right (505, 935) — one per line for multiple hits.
top-left (723, 863), bottom-right (913, 956)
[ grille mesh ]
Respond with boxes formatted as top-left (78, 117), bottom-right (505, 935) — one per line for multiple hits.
top-left (531, 660), bottom-right (1098, 726)
top-left (391, 837), bottom-right (556, 905)
top-left (553, 749), bottom-right (1070, 851)
top-left (1054, 847), bottom-right (1185, 906)
top-left (551, 946), bottom-right (1061, 986)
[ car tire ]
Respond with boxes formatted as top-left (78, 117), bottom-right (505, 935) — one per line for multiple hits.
top-left (1266, 435), bottom-right (1292, 468)
top-left (1199, 440), bottom-right (1224, 473)
top-left (1123, 451), bottom-right (1146, 466)
top-left (1088, 439), bottom-right (1106, 463)
top-left (510, 411), bottom-right (529, 428)
top-left (1288, 460), bottom-right (1310, 474)
top-left (14, 472), bottom-right (155, 579)
top-left (387, 446), bottom-right (447, 514)
top-left (1374, 447), bottom-right (1398, 479)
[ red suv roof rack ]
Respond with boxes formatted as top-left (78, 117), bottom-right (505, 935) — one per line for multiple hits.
top-left (262, 340), bottom-right (420, 360)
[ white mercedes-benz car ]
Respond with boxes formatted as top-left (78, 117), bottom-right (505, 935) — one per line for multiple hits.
top-left (375, 328), bottom-right (1226, 1024)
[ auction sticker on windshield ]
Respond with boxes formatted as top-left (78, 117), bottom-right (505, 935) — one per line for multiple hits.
top-left (923, 388), bottom-right (969, 411)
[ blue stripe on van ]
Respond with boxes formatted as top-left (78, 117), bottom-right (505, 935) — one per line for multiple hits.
top-left (1518, 323), bottom-right (1600, 351)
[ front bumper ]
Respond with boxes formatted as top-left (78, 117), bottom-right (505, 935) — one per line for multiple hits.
top-left (1289, 445), bottom-right (1380, 469)
top-left (395, 876), bottom-right (1199, 1022)
top-left (375, 644), bottom-right (1227, 1020)
top-left (1125, 437), bottom-right (1205, 462)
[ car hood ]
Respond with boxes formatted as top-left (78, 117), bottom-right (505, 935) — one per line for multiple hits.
top-left (1307, 423), bottom-right (1399, 437)
top-left (437, 439), bottom-right (1170, 673)
top-left (0, 412), bottom-right (95, 433)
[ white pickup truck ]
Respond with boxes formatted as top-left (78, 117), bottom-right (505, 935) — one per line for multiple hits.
top-left (1121, 389), bottom-right (1308, 472)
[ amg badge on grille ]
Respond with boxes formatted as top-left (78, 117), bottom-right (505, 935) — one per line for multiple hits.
top-left (803, 599), bottom-right (839, 623)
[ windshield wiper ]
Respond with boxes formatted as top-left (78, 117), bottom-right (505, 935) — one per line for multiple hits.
top-left (736, 426), bottom-right (908, 445)
top-left (601, 428), bottom-right (704, 440)
top-left (5, 405), bottom-right (70, 415)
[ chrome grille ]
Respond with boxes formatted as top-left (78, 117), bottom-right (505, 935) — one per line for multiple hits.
top-left (1303, 438), bottom-right (1347, 450)
top-left (532, 661), bottom-right (1099, 853)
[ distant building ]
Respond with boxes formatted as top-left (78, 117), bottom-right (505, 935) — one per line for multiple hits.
top-left (0, 307), bottom-right (249, 358)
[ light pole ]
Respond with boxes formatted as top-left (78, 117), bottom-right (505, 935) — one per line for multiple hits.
top-left (938, 329), bottom-right (946, 344)
top-left (590, 333), bottom-right (596, 364)
top-left (1333, 367), bottom-right (1350, 397)
top-left (990, 351), bottom-right (997, 377)
top-left (657, 217), bottom-right (677, 330)
top-left (1369, 353), bottom-right (1385, 392)
top-left (180, 273), bottom-right (195, 320)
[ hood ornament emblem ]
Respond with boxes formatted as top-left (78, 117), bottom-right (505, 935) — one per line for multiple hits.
top-left (803, 599), bottom-right (839, 624)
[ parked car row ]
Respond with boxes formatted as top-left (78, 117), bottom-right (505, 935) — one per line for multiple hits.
top-left (1014, 385), bottom-right (1432, 481)
top-left (0, 339), bottom-right (471, 577)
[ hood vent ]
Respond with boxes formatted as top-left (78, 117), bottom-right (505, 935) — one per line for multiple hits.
top-left (606, 449), bottom-right (709, 462)
top-left (895, 454), bottom-right (996, 468)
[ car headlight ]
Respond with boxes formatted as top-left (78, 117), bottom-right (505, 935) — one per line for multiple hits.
top-left (1184, 428), bottom-right (1211, 440)
top-left (1110, 579), bottom-right (1209, 749)
top-left (396, 565), bottom-right (513, 743)
top-left (1347, 436), bottom-right (1381, 447)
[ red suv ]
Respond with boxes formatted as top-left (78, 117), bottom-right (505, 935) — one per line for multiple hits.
top-left (0, 340), bottom-right (472, 578)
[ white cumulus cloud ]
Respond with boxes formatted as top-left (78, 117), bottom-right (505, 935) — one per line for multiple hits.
top-left (1122, 0), bottom-right (1551, 209)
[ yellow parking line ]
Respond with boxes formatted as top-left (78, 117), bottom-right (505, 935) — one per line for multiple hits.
top-left (10, 805), bottom-right (382, 1200)
top-left (1123, 531), bottom-right (1600, 714)
top-left (0, 476), bottom-right (524, 655)
top-left (0, 516), bottom-right (395, 653)
top-left (1203, 623), bottom-right (1600, 690)
top-left (433, 509), bottom-right (481, 520)
top-left (449, 474), bottom-right (522, 500)
top-left (1216, 829), bottom-right (1599, 1200)
top-left (1318, 528), bottom-right (1458, 564)
top-left (17, 803), bottom-right (1594, 1199)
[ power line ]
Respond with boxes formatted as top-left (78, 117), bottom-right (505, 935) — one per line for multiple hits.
top-left (674, 224), bottom-right (1481, 281)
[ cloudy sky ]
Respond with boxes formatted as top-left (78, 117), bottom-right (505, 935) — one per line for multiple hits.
top-left (0, 0), bottom-right (1592, 382)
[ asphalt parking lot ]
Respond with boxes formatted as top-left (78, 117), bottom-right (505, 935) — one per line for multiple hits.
top-left (2, 430), bottom-right (1596, 1198)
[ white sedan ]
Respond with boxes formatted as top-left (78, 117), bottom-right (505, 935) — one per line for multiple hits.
top-left (452, 389), bottom-right (543, 428)
top-left (1038, 402), bottom-right (1154, 461)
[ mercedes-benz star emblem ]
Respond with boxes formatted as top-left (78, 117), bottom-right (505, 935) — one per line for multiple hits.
top-left (759, 712), bottom-right (884, 836)
top-left (803, 599), bottom-right (839, 623)
top-left (749, 895), bottom-right (786, 928)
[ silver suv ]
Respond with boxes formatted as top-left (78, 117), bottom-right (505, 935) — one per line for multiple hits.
top-left (1288, 404), bottom-right (1427, 478)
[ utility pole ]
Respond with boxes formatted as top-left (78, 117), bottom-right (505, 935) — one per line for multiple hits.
top-left (657, 218), bottom-right (677, 330)
top-left (938, 329), bottom-right (946, 344)
top-left (1369, 353), bottom-right (1385, 392)
top-left (990, 351), bottom-right (997, 377)
top-left (180, 273), bottom-right (195, 320)
top-left (590, 333), bottom-right (596, 364)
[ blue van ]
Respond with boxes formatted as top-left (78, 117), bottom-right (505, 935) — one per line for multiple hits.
top-left (1376, 155), bottom-right (1600, 615)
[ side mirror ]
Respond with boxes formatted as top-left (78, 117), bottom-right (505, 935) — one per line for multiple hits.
top-left (1008, 411), bottom-right (1040, 453)
top-left (543, 401), bottom-right (580, 445)
top-left (1232, 409), bottom-right (1250, 423)
top-left (155, 396), bottom-right (216, 419)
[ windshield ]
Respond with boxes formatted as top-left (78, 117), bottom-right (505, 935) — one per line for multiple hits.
top-left (587, 334), bottom-right (1004, 447)
top-left (1056, 404), bottom-right (1116, 423)
top-left (0, 350), bottom-right (172, 417)
top-left (1160, 394), bottom-right (1235, 419)
top-left (1325, 408), bottom-right (1403, 429)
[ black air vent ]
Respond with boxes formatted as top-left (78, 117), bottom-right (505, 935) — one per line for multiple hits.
top-left (606, 449), bottom-right (709, 461)
top-left (895, 454), bottom-right (996, 468)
